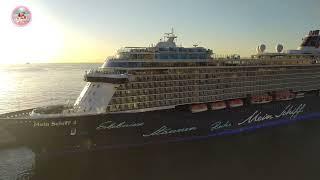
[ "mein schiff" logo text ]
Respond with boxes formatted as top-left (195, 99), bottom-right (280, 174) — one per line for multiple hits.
top-left (238, 104), bottom-right (306, 126)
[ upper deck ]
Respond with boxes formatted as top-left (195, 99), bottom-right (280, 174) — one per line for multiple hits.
top-left (101, 58), bottom-right (319, 70)
top-left (100, 30), bottom-right (320, 70)
top-left (115, 46), bottom-right (213, 61)
top-left (107, 30), bottom-right (213, 63)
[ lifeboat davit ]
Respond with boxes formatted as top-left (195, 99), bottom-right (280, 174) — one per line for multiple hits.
top-left (190, 104), bottom-right (208, 113)
top-left (228, 99), bottom-right (243, 108)
top-left (251, 95), bottom-right (273, 104)
top-left (211, 101), bottom-right (227, 110)
top-left (274, 91), bottom-right (295, 101)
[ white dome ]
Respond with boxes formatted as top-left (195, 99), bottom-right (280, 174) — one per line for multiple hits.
top-left (276, 44), bottom-right (284, 53)
top-left (257, 44), bottom-right (266, 53)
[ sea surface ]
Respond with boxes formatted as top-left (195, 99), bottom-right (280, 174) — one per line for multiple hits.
top-left (0, 63), bottom-right (320, 180)
top-left (0, 63), bottom-right (99, 179)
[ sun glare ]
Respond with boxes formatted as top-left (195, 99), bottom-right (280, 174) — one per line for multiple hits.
top-left (0, 1), bottom-right (64, 64)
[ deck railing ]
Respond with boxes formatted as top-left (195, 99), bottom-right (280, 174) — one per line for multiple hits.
top-left (0, 109), bottom-right (34, 119)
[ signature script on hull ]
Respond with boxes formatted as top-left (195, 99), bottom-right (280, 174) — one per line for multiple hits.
top-left (96, 104), bottom-right (306, 137)
top-left (143, 126), bottom-right (197, 137)
top-left (96, 121), bottom-right (144, 130)
top-left (210, 121), bottom-right (232, 131)
top-left (238, 104), bottom-right (306, 126)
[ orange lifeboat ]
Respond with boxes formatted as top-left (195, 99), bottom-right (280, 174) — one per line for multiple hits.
top-left (251, 94), bottom-right (273, 104)
top-left (274, 91), bottom-right (295, 101)
top-left (211, 101), bottom-right (227, 110)
top-left (190, 104), bottom-right (208, 113)
top-left (228, 99), bottom-right (243, 108)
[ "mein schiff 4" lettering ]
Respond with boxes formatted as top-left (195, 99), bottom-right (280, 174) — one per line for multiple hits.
top-left (33, 120), bottom-right (74, 127)
top-left (238, 104), bottom-right (306, 126)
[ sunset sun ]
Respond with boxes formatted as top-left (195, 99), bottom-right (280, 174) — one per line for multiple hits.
top-left (0, 2), bottom-right (64, 64)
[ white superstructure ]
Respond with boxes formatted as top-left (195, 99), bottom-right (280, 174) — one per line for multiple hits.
top-left (30, 29), bottom-right (320, 117)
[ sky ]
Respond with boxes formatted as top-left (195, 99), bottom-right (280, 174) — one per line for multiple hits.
top-left (0, 0), bottom-right (319, 64)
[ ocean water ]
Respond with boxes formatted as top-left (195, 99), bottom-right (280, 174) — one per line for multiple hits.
top-left (0, 63), bottom-right (100, 114)
top-left (1, 63), bottom-right (320, 180)
top-left (0, 63), bottom-right (99, 179)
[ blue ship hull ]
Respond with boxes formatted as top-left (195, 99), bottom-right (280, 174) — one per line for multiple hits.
top-left (2, 93), bottom-right (320, 153)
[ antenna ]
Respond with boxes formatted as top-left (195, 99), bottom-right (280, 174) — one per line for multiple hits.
top-left (165, 28), bottom-right (176, 37)
top-left (163, 28), bottom-right (177, 43)
top-left (193, 41), bottom-right (201, 47)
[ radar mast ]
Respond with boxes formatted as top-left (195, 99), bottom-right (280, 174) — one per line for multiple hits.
top-left (164, 28), bottom-right (177, 43)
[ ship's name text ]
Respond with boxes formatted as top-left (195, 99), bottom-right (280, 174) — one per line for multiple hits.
top-left (143, 126), bottom-right (197, 137)
top-left (96, 121), bottom-right (144, 130)
top-left (33, 120), bottom-right (73, 127)
top-left (238, 104), bottom-right (306, 126)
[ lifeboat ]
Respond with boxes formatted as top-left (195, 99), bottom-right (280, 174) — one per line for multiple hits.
top-left (250, 95), bottom-right (272, 104)
top-left (211, 101), bottom-right (227, 110)
top-left (228, 99), bottom-right (243, 108)
top-left (274, 91), bottom-right (295, 101)
top-left (190, 104), bottom-right (208, 113)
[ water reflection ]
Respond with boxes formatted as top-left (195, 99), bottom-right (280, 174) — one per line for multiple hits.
top-left (0, 147), bottom-right (34, 180)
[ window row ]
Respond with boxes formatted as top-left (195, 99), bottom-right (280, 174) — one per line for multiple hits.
top-left (115, 76), bottom-right (320, 96)
top-left (107, 84), bottom-right (320, 112)
top-left (111, 80), bottom-right (320, 105)
top-left (128, 71), bottom-right (320, 87)
top-left (129, 66), bottom-right (320, 76)
top-left (107, 93), bottom-right (245, 112)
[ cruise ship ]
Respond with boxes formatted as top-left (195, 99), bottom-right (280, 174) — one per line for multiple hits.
top-left (1, 30), bottom-right (320, 152)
